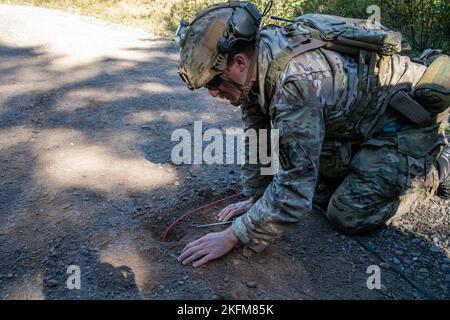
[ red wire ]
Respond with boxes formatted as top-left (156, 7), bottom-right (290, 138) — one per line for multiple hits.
top-left (162, 192), bottom-right (244, 242)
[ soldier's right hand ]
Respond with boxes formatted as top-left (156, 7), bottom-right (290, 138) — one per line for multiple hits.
top-left (216, 198), bottom-right (254, 222)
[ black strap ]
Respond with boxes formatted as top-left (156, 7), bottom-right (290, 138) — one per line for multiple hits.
top-left (389, 90), bottom-right (433, 124)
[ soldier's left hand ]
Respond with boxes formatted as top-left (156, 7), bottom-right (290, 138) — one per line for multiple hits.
top-left (178, 228), bottom-right (239, 267)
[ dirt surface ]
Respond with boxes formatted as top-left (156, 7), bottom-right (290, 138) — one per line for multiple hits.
top-left (0, 4), bottom-right (449, 300)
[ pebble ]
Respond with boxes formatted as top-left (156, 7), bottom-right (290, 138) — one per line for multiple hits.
top-left (429, 245), bottom-right (441, 253)
top-left (380, 262), bottom-right (390, 269)
top-left (394, 250), bottom-right (404, 256)
top-left (232, 259), bottom-right (242, 266)
top-left (418, 268), bottom-right (429, 273)
top-left (393, 257), bottom-right (401, 265)
top-left (445, 275), bottom-right (450, 282)
top-left (246, 281), bottom-right (257, 288)
top-left (47, 279), bottom-right (58, 287)
top-left (198, 188), bottom-right (214, 198)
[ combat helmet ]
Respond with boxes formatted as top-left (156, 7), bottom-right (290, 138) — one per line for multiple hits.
top-left (175, 1), bottom-right (263, 103)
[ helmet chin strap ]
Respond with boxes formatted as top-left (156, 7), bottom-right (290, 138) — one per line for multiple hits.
top-left (220, 43), bottom-right (259, 106)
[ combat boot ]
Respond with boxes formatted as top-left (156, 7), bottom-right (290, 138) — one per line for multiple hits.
top-left (436, 142), bottom-right (450, 200)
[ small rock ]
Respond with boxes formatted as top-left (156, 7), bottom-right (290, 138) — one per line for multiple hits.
top-left (394, 250), bottom-right (404, 256)
top-left (445, 275), bottom-right (450, 282)
top-left (198, 188), bottom-right (214, 198)
top-left (418, 268), bottom-right (429, 273)
top-left (380, 262), bottom-right (390, 269)
top-left (393, 257), bottom-right (401, 265)
top-left (232, 259), bottom-right (242, 266)
top-left (246, 281), bottom-right (257, 288)
top-left (429, 245), bottom-right (441, 253)
top-left (177, 281), bottom-right (184, 285)
top-left (47, 279), bottom-right (58, 287)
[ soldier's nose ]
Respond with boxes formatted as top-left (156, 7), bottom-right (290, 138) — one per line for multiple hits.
top-left (208, 88), bottom-right (220, 97)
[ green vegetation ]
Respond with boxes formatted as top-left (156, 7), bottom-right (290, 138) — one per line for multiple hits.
top-left (1, 0), bottom-right (449, 53)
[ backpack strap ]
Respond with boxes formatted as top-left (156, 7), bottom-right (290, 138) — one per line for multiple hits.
top-left (265, 36), bottom-right (327, 99)
top-left (389, 90), bottom-right (433, 124)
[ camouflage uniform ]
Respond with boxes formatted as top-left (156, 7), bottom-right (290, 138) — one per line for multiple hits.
top-left (230, 26), bottom-right (448, 253)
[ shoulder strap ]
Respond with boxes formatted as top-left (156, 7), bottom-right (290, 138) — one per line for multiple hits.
top-left (265, 36), bottom-right (327, 98)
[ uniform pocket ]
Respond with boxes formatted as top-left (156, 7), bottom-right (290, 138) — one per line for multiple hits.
top-left (319, 140), bottom-right (352, 178)
top-left (397, 125), bottom-right (446, 158)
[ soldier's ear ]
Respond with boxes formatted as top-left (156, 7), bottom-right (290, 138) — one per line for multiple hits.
top-left (231, 53), bottom-right (248, 72)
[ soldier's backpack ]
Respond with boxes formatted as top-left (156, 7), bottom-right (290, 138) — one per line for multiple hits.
top-left (266, 14), bottom-right (450, 125)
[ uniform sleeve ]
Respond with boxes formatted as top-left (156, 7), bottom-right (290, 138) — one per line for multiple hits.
top-left (231, 75), bottom-right (327, 252)
top-left (240, 101), bottom-right (274, 200)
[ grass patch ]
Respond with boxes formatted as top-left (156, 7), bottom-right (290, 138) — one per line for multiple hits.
top-left (0, 0), bottom-right (187, 36)
top-left (0, 0), bottom-right (303, 37)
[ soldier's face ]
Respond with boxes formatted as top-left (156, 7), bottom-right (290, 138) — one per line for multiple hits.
top-left (207, 81), bottom-right (243, 105)
top-left (207, 53), bottom-right (255, 105)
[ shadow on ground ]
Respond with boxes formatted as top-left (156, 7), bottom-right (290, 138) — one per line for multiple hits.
top-left (0, 35), bottom-right (448, 300)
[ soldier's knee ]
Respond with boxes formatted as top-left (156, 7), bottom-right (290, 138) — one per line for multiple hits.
top-left (326, 204), bottom-right (362, 234)
top-left (326, 199), bottom-right (387, 234)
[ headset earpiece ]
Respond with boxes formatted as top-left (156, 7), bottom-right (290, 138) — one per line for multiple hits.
top-left (217, 2), bottom-right (262, 54)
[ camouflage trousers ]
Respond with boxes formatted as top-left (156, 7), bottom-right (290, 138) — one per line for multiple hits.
top-left (315, 134), bottom-right (441, 234)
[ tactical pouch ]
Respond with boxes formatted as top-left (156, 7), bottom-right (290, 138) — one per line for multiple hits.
top-left (414, 55), bottom-right (450, 115)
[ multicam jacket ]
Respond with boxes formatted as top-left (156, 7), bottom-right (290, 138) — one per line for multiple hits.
top-left (230, 25), bottom-right (446, 253)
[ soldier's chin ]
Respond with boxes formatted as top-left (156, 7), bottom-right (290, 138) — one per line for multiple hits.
top-left (227, 95), bottom-right (239, 106)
